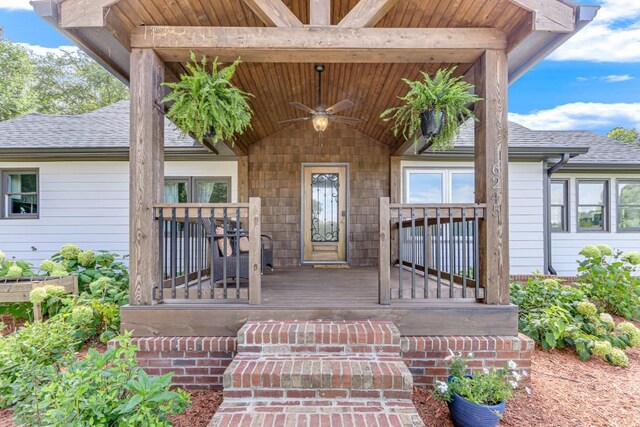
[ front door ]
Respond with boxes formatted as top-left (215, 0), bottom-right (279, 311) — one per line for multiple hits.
top-left (302, 165), bottom-right (348, 263)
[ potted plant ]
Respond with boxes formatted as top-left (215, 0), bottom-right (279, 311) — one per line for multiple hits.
top-left (162, 53), bottom-right (254, 145)
top-left (431, 351), bottom-right (527, 427)
top-left (380, 67), bottom-right (481, 150)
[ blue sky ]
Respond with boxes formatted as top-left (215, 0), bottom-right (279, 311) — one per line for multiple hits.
top-left (1, 0), bottom-right (638, 134)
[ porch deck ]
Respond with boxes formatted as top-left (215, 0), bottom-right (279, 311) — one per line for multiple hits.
top-left (121, 267), bottom-right (516, 337)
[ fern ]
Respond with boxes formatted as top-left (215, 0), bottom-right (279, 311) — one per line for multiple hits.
top-left (162, 53), bottom-right (254, 145)
top-left (380, 67), bottom-right (481, 151)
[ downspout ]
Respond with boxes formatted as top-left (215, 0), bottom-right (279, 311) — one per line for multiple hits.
top-left (544, 153), bottom-right (571, 275)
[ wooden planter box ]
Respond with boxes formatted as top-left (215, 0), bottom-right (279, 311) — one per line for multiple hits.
top-left (0, 276), bottom-right (79, 321)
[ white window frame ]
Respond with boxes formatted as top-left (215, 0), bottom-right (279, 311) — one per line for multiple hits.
top-left (403, 167), bottom-right (474, 204)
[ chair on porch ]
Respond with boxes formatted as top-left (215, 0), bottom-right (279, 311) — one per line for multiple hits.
top-left (201, 218), bottom-right (273, 284)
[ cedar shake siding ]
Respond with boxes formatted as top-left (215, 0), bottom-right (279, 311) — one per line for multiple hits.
top-left (249, 122), bottom-right (389, 267)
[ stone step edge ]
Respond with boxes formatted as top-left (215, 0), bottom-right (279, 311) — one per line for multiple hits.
top-left (236, 344), bottom-right (401, 354)
top-left (209, 412), bottom-right (425, 427)
top-left (221, 388), bottom-right (413, 400)
top-left (237, 321), bottom-right (400, 346)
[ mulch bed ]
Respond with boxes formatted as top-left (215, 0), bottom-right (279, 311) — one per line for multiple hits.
top-left (170, 390), bottom-right (222, 427)
top-left (0, 315), bottom-right (26, 336)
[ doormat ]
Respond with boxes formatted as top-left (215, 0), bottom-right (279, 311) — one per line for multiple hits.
top-left (313, 264), bottom-right (350, 269)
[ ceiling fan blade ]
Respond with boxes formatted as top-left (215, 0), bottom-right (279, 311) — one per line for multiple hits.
top-left (326, 99), bottom-right (354, 115)
top-left (330, 116), bottom-right (362, 125)
top-left (289, 102), bottom-right (316, 114)
top-left (279, 117), bottom-right (311, 125)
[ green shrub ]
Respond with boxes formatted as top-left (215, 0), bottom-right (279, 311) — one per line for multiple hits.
top-left (576, 245), bottom-right (640, 320)
top-left (12, 334), bottom-right (190, 426)
top-left (511, 277), bottom-right (639, 364)
top-left (0, 316), bottom-right (82, 407)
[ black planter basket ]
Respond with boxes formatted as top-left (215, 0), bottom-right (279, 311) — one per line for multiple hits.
top-left (420, 110), bottom-right (444, 140)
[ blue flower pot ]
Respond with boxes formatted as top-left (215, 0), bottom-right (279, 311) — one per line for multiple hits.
top-left (447, 393), bottom-right (506, 427)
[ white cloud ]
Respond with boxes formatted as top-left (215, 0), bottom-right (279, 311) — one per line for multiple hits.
top-left (509, 102), bottom-right (640, 131)
top-left (602, 74), bottom-right (634, 82)
top-left (17, 43), bottom-right (78, 56)
top-left (550, 0), bottom-right (640, 62)
top-left (0, 0), bottom-right (31, 11)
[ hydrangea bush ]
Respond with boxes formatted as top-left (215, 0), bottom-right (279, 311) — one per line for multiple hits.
top-left (511, 276), bottom-right (640, 366)
top-left (577, 244), bottom-right (640, 320)
top-left (0, 250), bottom-right (36, 279)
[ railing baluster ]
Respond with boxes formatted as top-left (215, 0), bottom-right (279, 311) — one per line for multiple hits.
top-left (436, 208), bottom-right (441, 299)
top-left (235, 207), bottom-right (241, 299)
top-left (398, 208), bottom-right (403, 299)
top-left (209, 208), bottom-right (216, 299)
top-left (157, 207), bottom-right (164, 302)
top-left (462, 208), bottom-right (467, 298)
top-left (171, 207), bottom-right (177, 299)
top-left (449, 208), bottom-right (455, 298)
top-left (196, 208), bottom-right (202, 299)
top-left (410, 208), bottom-right (416, 299)
top-left (184, 208), bottom-right (190, 300)
top-left (474, 207), bottom-right (480, 299)
top-left (423, 207), bottom-right (429, 299)
top-left (222, 208), bottom-right (228, 299)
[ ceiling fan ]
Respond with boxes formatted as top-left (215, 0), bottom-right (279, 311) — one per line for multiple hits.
top-left (279, 64), bottom-right (362, 132)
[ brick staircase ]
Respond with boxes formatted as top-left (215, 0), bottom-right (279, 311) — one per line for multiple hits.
top-left (209, 320), bottom-right (425, 427)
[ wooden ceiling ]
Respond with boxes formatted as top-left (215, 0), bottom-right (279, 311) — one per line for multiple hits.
top-left (106, 0), bottom-right (529, 148)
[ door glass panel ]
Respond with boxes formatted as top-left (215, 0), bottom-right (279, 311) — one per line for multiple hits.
top-left (408, 172), bottom-right (443, 203)
top-left (311, 173), bottom-right (339, 242)
top-left (451, 173), bottom-right (474, 203)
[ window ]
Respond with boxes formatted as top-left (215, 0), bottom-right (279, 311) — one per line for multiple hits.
top-left (404, 169), bottom-right (474, 204)
top-left (618, 180), bottom-right (640, 231)
top-left (550, 180), bottom-right (569, 232)
top-left (164, 177), bottom-right (231, 203)
top-left (2, 170), bottom-right (38, 218)
top-left (577, 180), bottom-right (609, 232)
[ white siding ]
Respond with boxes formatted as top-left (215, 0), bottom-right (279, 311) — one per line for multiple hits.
top-left (401, 160), bottom-right (545, 275)
top-left (551, 172), bottom-right (640, 276)
top-left (0, 160), bottom-right (237, 265)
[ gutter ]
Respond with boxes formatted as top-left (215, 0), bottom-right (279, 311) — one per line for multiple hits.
top-left (544, 153), bottom-right (571, 275)
top-left (0, 147), bottom-right (234, 161)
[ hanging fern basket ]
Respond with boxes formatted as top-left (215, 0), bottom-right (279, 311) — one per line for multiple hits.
top-left (420, 110), bottom-right (444, 140)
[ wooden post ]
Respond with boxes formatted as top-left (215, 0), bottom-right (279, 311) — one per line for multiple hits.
top-left (390, 156), bottom-right (401, 265)
top-left (474, 50), bottom-right (510, 305)
top-left (249, 197), bottom-right (262, 305)
top-left (238, 156), bottom-right (249, 203)
top-left (379, 197), bottom-right (391, 305)
top-left (129, 48), bottom-right (165, 306)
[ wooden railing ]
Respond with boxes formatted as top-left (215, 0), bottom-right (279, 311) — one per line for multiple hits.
top-left (379, 198), bottom-right (486, 303)
top-left (152, 199), bottom-right (261, 304)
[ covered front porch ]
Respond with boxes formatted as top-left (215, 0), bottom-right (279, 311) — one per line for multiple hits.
top-left (36, 0), bottom-right (594, 338)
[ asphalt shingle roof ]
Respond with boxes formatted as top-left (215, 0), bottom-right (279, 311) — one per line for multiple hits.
top-left (0, 100), bottom-right (197, 149)
top-left (1, 101), bottom-right (639, 166)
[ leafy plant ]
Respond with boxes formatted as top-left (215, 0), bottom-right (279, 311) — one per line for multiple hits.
top-left (431, 351), bottom-right (526, 405)
top-left (0, 250), bottom-right (37, 279)
top-left (380, 67), bottom-right (481, 150)
top-left (576, 245), bottom-right (640, 320)
top-left (12, 334), bottom-right (190, 427)
top-left (162, 53), bottom-right (254, 145)
top-left (511, 276), bottom-right (640, 365)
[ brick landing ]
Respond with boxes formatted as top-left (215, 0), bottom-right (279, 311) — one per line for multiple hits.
top-left (208, 320), bottom-right (425, 427)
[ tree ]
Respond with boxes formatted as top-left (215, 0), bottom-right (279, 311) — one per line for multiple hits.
top-left (608, 127), bottom-right (639, 145)
top-left (31, 50), bottom-right (129, 115)
top-left (0, 29), bottom-right (34, 121)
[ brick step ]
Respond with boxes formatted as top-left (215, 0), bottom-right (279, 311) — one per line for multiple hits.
top-left (209, 408), bottom-right (425, 427)
top-left (223, 355), bottom-right (413, 394)
top-left (237, 320), bottom-right (400, 350)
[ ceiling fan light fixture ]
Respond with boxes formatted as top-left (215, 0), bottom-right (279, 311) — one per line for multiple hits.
top-left (312, 113), bottom-right (329, 132)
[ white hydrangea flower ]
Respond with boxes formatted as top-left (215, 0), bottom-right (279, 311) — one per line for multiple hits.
top-left (435, 381), bottom-right (448, 393)
top-left (468, 352), bottom-right (473, 358)
top-left (507, 360), bottom-right (518, 370)
top-left (483, 367), bottom-right (490, 374)
top-left (522, 370), bottom-right (528, 377)
top-left (0, 250), bottom-right (5, 263)
top-left (513, 372), bottom-right (522, 382)
top-left (509, 380), bottom-right (518, 389)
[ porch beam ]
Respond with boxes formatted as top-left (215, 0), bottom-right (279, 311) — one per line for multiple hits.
top-left (509, 0), bottom-right (575, 32)
top-left (474, 50), bottom-right (510, 305)
top-left (310, 0), bottom-right (331, 26)
top-left (131, 27), bottom-right (507, 64)
top-left (60, 0), bottom-right (130, 49)
top-left (337, 0), bottom-right (399, 28)
top-left (242, 0), bottom-right (303, 27)
top-left (129, 48), bottom-right (165, 306)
